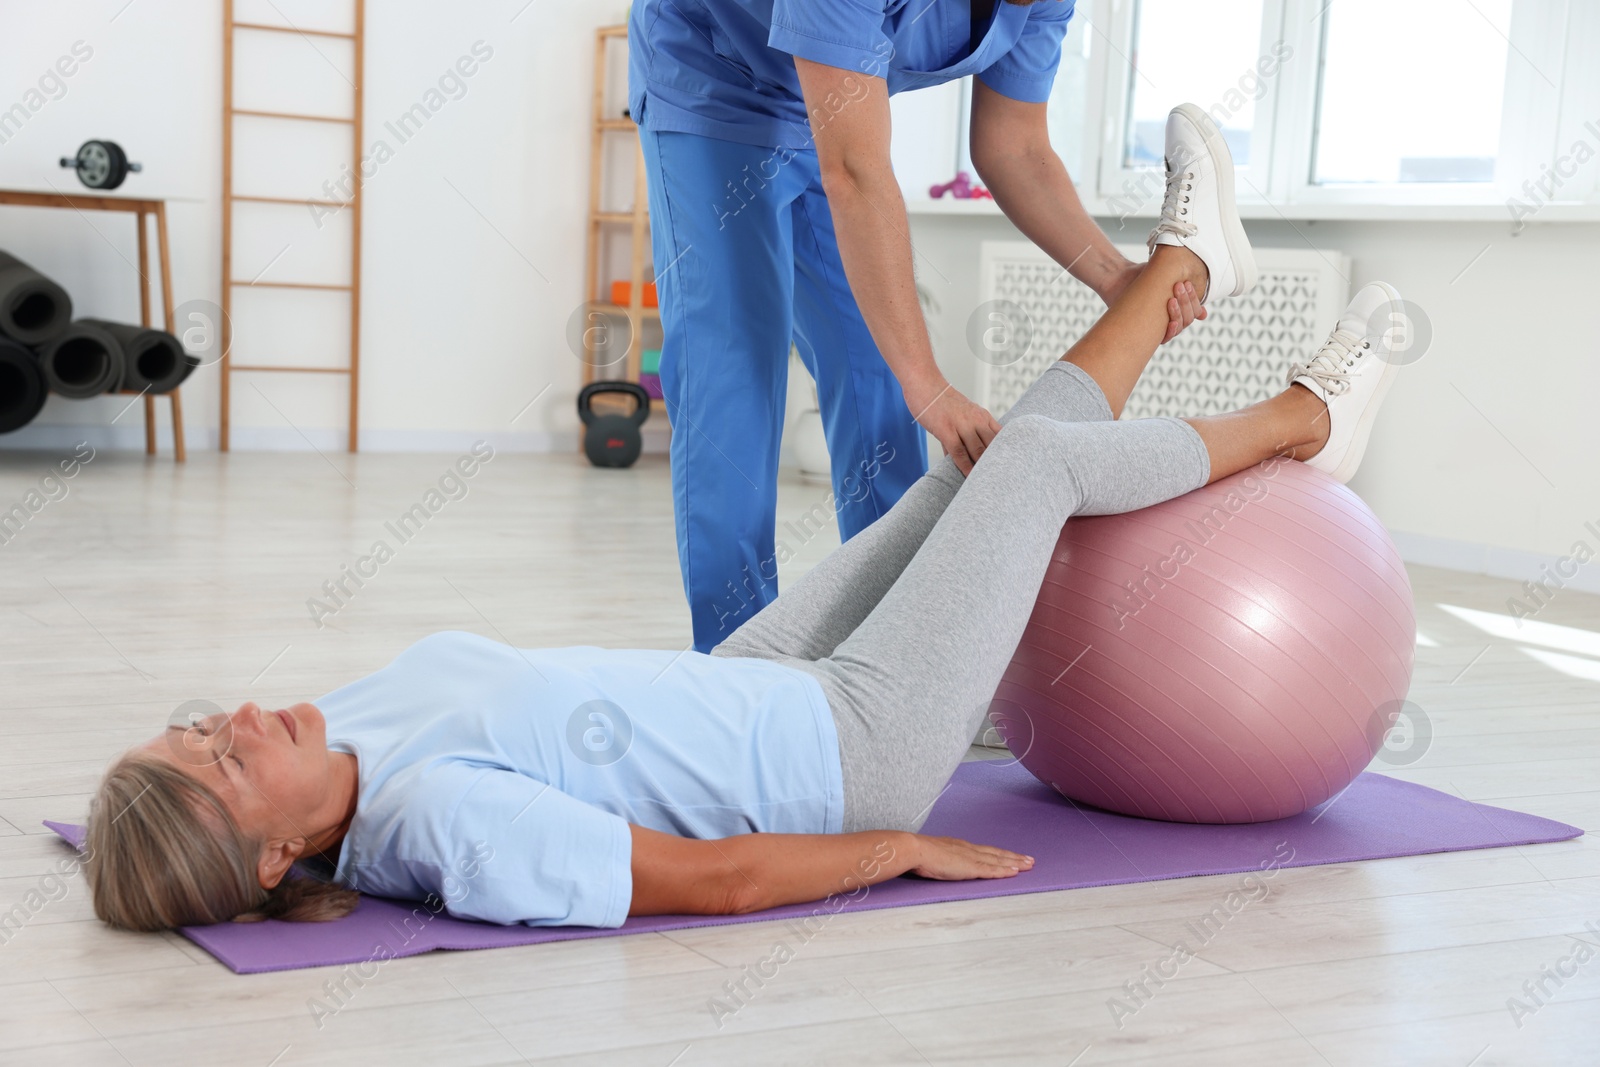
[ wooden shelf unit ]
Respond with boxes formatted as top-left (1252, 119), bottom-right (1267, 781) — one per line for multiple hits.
top-left (582, 25), bottom-right (668, 424)
top-left (0, 189), bottom-right (186, 461)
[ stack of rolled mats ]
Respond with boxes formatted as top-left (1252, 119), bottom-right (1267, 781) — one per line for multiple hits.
top-left (0, 250), bottom-right (195, 435)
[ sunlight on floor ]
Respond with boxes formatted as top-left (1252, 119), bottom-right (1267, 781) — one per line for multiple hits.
top-left (1438, 603), bottom-right (1600, 683)
top-left (1520, 647), bottom-right (1600, 683)
top-left (1438, 603), bottom-right (1600, 658)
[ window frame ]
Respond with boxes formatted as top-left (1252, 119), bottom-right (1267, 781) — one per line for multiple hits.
top-left (1267, 0), bottom-right (1572, 209)
top-left (1093, 0), bottom-right (1289, 210)
top-left (912, 0), bottom-right (1600, 223)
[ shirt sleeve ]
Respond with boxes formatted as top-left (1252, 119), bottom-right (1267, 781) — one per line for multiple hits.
top-left (977, 2), bottom-right (1076, 103)
top-left (768, 0), bottom-right (895, 79)
top-left (392, 761), bottom-right (634, 928)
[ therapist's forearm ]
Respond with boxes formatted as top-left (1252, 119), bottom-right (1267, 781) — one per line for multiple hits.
top-left (816, 157), bottom-right (946, 409)
top-left (977, 139), bottom-right (1131, 298)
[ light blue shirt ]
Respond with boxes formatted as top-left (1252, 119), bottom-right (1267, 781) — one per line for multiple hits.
top-left (628, 0), bottom-right (1077, 151)
top-left (319, 631), bottom-right (843, 928)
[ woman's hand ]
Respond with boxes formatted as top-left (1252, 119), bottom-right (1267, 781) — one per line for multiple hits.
top-left (906, 834), bottom-right (1034, 881)
top-left (1099, 260), bottom-right (1206, 344)
top-left (906, 378), bottom-right (1002, 476)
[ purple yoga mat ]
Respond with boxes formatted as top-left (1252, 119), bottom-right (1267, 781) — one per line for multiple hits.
top-left (47, 761), bottom-right (1580, 975)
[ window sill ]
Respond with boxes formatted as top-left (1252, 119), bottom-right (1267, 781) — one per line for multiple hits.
top-left (903, 195), bottom-right (1600, 224)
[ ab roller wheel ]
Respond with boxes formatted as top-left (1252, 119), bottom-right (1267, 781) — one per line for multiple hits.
top-left (59, 140), bottom-right (142, 191)
top-left (578, 381), bottom-right (651, 469)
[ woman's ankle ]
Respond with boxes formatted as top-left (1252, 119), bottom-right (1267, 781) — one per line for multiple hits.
top-left (1277, 383), bottom-right (1330, 460)
top-left (1152, 244), bottom-right (1210, 301)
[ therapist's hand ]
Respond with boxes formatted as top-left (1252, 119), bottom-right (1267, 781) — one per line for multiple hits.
top-left (1098, 261), bottom-right (1206, 344)
top-left (907, 378), bottom-right (1001, 476)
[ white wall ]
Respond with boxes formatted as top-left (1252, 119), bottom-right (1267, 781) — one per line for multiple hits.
top-left (0, 0), bottom-right (643, 454)
top-left (3, 1), bottom-right (1595, 587)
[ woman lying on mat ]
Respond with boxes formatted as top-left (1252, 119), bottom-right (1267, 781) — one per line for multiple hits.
top-left (87, 106), bottom-right (1407, 931)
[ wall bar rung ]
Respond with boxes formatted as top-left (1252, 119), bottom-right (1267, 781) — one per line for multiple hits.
top-left (229, 280), bottom-right (353, 291)
top-left (229, 365), bottom-right (352, 374)
top-left (234, 21), bottom-right (357, 40)
top-left (232, 108), bottom-right (354, 125)
top-left (234, 194), bottom-right (348, 208)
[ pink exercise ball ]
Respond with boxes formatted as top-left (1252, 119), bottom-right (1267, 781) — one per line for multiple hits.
top-left (991, 458), bottom-right (1415, 824)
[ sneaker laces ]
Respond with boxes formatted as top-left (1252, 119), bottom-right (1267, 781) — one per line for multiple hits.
top-left (1288, 328), bottom-right (1371, 397)
top-left (1146, 155), bottom-right (1196, 257)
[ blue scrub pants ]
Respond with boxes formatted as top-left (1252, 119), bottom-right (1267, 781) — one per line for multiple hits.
top-left (640, 128), bottom-right (929, 653)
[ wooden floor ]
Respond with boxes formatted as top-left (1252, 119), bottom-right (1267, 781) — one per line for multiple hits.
top-left (0, 449), bottom-right (1596, 1066)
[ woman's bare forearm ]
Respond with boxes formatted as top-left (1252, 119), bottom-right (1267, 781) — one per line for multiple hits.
top-left (628, 825), bottom-right (918, 917)
top-left (719, 829), bottom-right (919, 913)
top-left (629, 825), bottom-right (1034, 917)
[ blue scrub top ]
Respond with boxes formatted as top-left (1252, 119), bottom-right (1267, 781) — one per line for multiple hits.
top-left (628, 0), bottom-right (1077, 151)
top-left (319, 631), bottom-right (843, 928)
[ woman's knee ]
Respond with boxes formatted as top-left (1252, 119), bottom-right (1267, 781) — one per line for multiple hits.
top-left (992, 412), bottom-right (1056, 447)
top-left (980, 412), bottom-right (1060, 467)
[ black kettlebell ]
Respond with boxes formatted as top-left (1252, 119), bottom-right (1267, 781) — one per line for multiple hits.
top-left (578, 381), bottom-right (651, 468)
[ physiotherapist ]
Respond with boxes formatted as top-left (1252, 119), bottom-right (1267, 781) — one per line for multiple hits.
top-left (628, 0), bottom-right (1205, 653)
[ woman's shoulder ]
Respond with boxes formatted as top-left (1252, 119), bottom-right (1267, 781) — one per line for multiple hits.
top-left (406, 630), bottom-right (497, 653)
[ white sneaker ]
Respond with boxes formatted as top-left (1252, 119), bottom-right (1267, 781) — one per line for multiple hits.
top-left (1289, 281), bottom-right (1407, 483)
top-left (1147, 103), bottom-right (1257, 301)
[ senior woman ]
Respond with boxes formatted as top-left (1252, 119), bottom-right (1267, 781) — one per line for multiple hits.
top-left (628, 0), bottom-right (1210, 652)
top-left (85, 112), bottom-right (1404, 930)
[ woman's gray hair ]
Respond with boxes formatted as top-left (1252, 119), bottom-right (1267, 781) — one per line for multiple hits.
top-left (85, 751), bottom-right (359, 932)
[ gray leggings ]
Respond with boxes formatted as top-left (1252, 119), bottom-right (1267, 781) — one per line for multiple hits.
top-left (710, 361), bottom-right (1211, 832)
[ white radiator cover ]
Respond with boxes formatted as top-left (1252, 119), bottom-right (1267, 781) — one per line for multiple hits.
top-left (974, 243), bottom-right (1353, 420)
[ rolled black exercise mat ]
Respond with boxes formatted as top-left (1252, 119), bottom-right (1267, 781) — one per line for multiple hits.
top-left (78, 318), bottom-right (191, 394)
top-left (174, 348), bottom-right (200, 386)
top-left (0, 338), bottom-right (48, 433)
top-left (0, 250), bottom-right (73, 347)
top-left (38, 320), bottom-right (124, 399)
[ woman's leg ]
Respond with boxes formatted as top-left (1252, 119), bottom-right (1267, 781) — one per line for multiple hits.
top-left (801, 383), bottom-right (1328, 833)
top-left (713, 243), bottom-right (1209, 664)
top-left (1064, 244), bottom-right (1209, 420)
top-left (1182, 383), bottom-right (1331, 481)
top-left (712, 362), bottom-right (1109, 663)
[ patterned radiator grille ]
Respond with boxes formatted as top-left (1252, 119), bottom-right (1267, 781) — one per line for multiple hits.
top-left (975, 242), bottom-right (1352, 420)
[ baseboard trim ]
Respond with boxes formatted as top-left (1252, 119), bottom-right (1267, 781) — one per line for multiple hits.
top-left (1391, 527), bottom-right (1600, 597)
top-left (5, 423), bottom-right (1592, 600)
top-left (0, 424), bottom-right (671, 455)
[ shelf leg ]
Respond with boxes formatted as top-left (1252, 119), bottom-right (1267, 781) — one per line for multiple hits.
top-left (170, 390), bottom-right (186, 463)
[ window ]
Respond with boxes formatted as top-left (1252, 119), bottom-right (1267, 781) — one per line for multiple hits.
top-left (910, 0), bottom-right (1595, 219)
top-left (1089, 0), bottom-right (1288, 212)
top-left (1044, 13), bottom-right (1095, 177)
top-left (1123, 0), bottom-right (1268, 169)
top-left (1310, 0), bottom-right (1514, 184)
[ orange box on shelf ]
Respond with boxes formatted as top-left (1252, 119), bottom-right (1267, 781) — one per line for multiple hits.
top-left (609, 280), bottom-right (658, 308)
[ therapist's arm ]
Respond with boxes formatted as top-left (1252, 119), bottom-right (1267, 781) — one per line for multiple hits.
top-left (793, 57), bottom-right (1000, 475)
top-left (628, 824), bottom-right (1033, 916)
top-left (969, 80), bottom-right (1203, 343)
